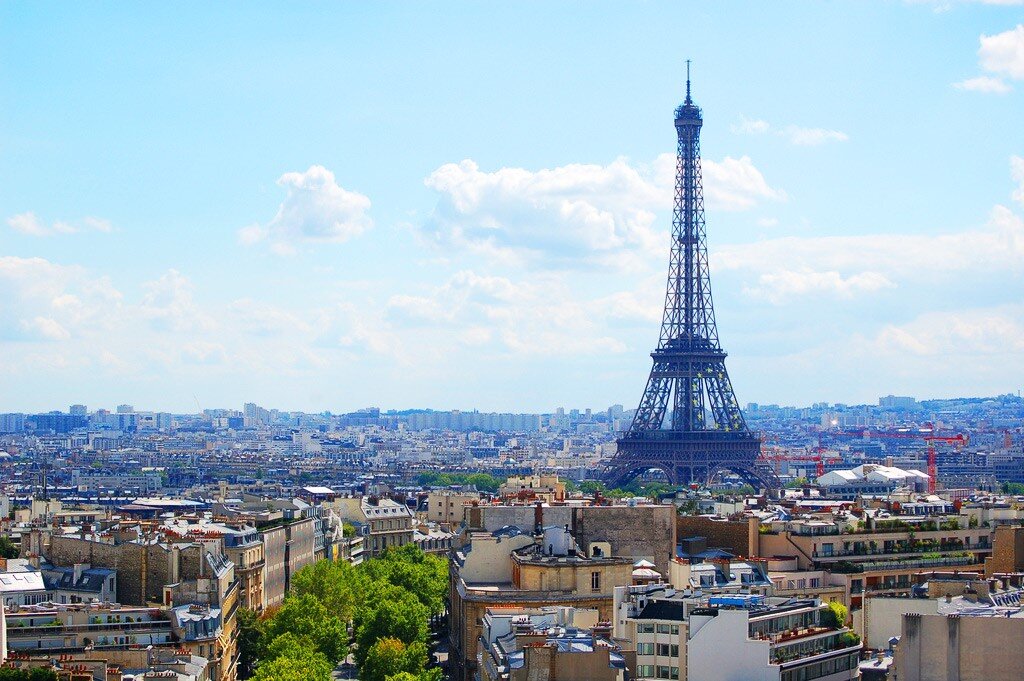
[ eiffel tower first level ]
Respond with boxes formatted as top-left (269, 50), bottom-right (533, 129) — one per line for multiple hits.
top-left (603, 70), bottom-right (779, 491)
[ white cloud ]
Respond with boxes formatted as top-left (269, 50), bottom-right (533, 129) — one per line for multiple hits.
top-left (6, 212), bottom-right (113, 236)
top-left (742, 269), bottom-right (895, 304)
top-left (423, 155), bottom-right (782, 269)
top-left (980, 24), bottom-right (1024, 79)
top-left (953, 76), bottom-right (1012, 93)
top-left (730, 118), bottom-right (849, 146)
top-left (702, 156), bottom-right (787, 210)
top-left (782, 126), bottom-right (849, 146)
top-left (239, 165), bottom-right (372, 252)
top-left (872, 305), bottom-right (1024, 357)
top-left (384, 270), bottom-right (631, 357)
top-left (1011, 155), bottom-right (1024, 205)
top-left (19, 317), bottom-right (72, 341)
top-left (139, 269), bottom-right (213, 333)
top-left (713, 160), bottom-right (1024, 304)
top-left (958, 25), bottom-right (1024, 93)
top-left (757, 217), bottom-right (780, 228)
top-left (730, 117), bottom-right (770, 135)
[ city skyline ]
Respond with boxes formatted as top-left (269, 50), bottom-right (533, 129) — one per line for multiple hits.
top-left (3, 3), bottom-right (1023, 413)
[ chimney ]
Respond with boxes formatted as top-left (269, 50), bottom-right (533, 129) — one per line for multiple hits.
top-left (73, 563), bottom-right (87, 585)
top-left (534, 501), bottom-right (544, 534)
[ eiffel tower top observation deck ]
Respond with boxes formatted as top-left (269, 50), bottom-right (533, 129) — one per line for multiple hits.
top-left (603, 66), bottom-right (777, 490)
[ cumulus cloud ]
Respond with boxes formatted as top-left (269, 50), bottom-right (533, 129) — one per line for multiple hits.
top-left (714, 201), bottom-right (1024, 303)
top-left (956, 24), bottom-right (1024, 93)
top-left (872, 305), bottom-right (1024, 357)
top-left (7, 212), bottom-right (113, 236)
top-left (422, 154), bottom-right (782, 269)
top-left (980, 24), bottom-right (1024, 79)
top-left (730, 117), bottom-right (849, 146)
top-left (953, 76), bottom-right (1012, 93)
top-left (385, 270), bottom-right (630, 356)
top-left (742, 269), bottom-right (895, 304)
top-left (239, 165), bottom-right (372, 252)
top-left (139, 269), bottom-right (213, 333)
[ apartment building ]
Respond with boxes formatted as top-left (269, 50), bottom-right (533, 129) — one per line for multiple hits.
top-left (757, 516), bottom-right (992, 607)
top-left (449, 525), bottom-right (637, 681)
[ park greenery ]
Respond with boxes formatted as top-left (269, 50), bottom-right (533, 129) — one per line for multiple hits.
top-left (240, 543), bottom-right (447, 681)
top-left (0, 670), bottom-right (58, 681)
top-left (415, 471), bottom-right (503, 492)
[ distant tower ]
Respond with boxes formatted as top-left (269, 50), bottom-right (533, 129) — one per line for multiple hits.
top-left (604, 66), bottom-right (777, 489)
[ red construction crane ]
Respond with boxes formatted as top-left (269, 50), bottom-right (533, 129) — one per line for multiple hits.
top-left (924, 434), bottom-right (968, 494)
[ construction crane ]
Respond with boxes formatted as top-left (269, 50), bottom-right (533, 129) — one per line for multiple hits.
top-left (759, 450), bottom-right (840, 478)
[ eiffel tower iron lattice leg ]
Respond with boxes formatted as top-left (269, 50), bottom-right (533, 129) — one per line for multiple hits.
top-left (604, 69), bottom-right (779, 491)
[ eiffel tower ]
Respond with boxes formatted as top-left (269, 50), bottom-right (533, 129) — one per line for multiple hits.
top-left (604, 66), bottom-right (778, 490)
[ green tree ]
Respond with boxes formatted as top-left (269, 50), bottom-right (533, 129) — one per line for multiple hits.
top-left (0, 535), bottom-right (20, 559)
top-left (354, 586), bottom-right (430, 667)
top-left (362, 544), bottom-right (447, 616)
top-left (360, 637), bottom-right (432, 681)
top-left (235, 607), bottom-right (265, 679)
top-left (291, 558), bottom-right (365, 622)
top-left (0, 669), bottom-right (59, 681)
top-left (251, 653), bottom-right (332, 681)
top-left (386, 672), bottom-right (444, 681)
top-left (820, 600), bottom-right (849, 628)
top-left (263, 594), bottom-right (348, 663)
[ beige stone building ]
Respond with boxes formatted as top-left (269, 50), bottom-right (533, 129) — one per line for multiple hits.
top-left (896, 603), bottom-right (1024, 681)
top-left (424, 491), bottom-right (479, 527)
top-left (333, 496), bottom-right (414, 558)
top-left (450, 525), bottom-right (636, 681)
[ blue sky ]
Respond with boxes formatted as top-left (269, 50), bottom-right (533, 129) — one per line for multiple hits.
top-left (2, 2), bottom-right (1023, 414)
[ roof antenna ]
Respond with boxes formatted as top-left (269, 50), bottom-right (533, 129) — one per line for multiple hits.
top-left (686, 59), bottom-right (692, 104)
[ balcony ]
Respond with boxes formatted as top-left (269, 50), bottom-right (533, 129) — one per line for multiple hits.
top-left (812, 542), bottom-right (989, 561)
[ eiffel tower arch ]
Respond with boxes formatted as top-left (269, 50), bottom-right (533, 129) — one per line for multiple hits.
top-left (603, 67), bottom-right (779, 492)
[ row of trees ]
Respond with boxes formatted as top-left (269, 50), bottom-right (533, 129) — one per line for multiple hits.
top-left (239, 543), bottom-right (448, 681)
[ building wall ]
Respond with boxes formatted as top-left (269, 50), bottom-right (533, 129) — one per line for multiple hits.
top-left (571, 506), bottom-right (676, 579)
top-left (678, 516), bottom-right (754, 558)
top-left (687, 609), bottom-right (777, 681)
top-left (284, 518), bottom-right (315, 592)
top-left (261, 526), bottom-right (287, 609)
top-left (985, 525), bottom-right (1024, 576)
top-left (897, 613), bottom-right (1024, 681)
top-left (468, 505), bottom-right (676, 576)
top-left (512, 645), bottom-right (621, 681)
top-left (858, 597), bottom-right (939, 650)
top-left (514, 559), bottom-right (634, 595)
top-left (46, 536), bottom-right (173, 605)
top-left (449, 588), bottom-right (615, 681)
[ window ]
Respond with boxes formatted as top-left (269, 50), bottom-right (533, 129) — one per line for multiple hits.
top-left (657, 665), bottom-right (671, 679)
top-left (657, 623), bottom-right (671, 634)
top-left (639, 623), bottom-right (655, 633)
top-left (670, 625), bottom-right (679, 635)
top-left (657, 643), bottom-right (670, 656)
top-left (671, 667), bottom-right (679, 680)
top-left (591, 571), bottom-right (601, 591)
top-left (638, 643), bottom-right (655, 655)
top-left (637, 665), bottom-right (655, 678)
top-left (671, 644), bottom-right (679, 657)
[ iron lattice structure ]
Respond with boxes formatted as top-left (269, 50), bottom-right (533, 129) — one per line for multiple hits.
top-left (604, 73), bottom-right (778, 490)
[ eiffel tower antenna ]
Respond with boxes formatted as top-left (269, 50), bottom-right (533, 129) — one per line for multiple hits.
top-left (603, 73), bottom-right (778, 491)
top-left (685, 59), bottom-right (692, 104)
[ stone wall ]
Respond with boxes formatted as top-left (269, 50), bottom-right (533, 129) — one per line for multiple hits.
top-left (677, 516), bottom-right (752, 558)
top-left (46, 536), bottom-right (172, 605)
top-left (985, 524), bottom-right (1024, 576)
top-left (571, 506), bottom-right (676, 578)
